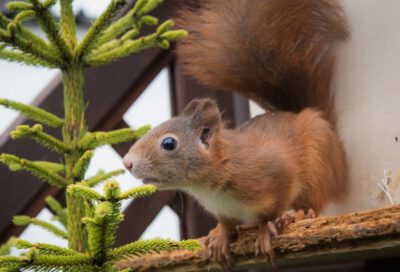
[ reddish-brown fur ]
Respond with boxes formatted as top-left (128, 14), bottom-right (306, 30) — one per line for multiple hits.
top-left (124, 0), bottom-right (349, 269)
top-left (177, 0), bottom-right (349, 122)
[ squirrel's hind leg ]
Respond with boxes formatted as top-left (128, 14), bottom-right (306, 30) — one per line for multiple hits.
top-left (275, 208), bottom-right (317, 230)
top-left (240, 207), bottom-right (317, 233)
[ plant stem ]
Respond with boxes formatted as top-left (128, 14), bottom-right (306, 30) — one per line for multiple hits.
top-left (62, 63), bottom-right (87, 252)
top-left (62, 64), bottom-right (85, 146)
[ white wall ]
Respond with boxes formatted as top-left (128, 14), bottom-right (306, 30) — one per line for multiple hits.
top-left (328, 0), bottom-right (400, 214)
top-left (249, 1), bottom-right (400, 215)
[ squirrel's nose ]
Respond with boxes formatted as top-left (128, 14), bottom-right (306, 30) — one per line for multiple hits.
top-left (123, 154), bottom-right (134, 171)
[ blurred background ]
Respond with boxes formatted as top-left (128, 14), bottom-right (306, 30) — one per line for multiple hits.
top-left (0, 0), bottom-right (182, 253)
top-left (0, 0), bottom-right (264, 253)
top-left (1, 0), bottom-right (400, 271)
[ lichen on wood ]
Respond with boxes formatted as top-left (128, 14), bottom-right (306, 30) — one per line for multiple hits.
top-left (115, 205), bottom-right (400, 271)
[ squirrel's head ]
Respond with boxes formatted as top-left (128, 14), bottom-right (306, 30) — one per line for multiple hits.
top-left (123, 98), bottom-right (225, 190)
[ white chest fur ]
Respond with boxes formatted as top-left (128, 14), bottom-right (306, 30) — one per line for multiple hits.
top-left (185, 186), bottom-right (259, 223)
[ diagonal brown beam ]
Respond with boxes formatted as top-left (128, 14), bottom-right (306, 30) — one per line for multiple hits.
top-left (115, 190), bottom-right (177, 246)
top-left (0, 0), bottom-right (181, 243)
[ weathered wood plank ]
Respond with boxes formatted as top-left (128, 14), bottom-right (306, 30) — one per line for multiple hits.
top-left (115, 205), bottom-right (400, 271)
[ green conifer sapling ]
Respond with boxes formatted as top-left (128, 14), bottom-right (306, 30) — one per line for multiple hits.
top-left (0, 0), bottom-right (200, 271)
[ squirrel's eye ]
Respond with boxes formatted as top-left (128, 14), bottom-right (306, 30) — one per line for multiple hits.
top-left (161, 137), bottom-right (177, 151)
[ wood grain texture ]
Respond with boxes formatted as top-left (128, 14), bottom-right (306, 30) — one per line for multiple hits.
top-left (115, 205), bottom-right (400, 271)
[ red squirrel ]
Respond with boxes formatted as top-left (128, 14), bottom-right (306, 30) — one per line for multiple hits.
top-left (123, 0), bottom-right (349, 269)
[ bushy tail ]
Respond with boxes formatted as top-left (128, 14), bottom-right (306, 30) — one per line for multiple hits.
top-left (176, 0), bottom-right (349, 121)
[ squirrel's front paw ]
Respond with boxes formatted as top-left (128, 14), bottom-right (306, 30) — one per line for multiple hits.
top-left (204, 225), bottom-right (234, 272)
top-left (255, 221), bottom-right (278, 265)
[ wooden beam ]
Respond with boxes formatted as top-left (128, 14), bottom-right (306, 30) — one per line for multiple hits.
top-left (115, 191), bottom-right (177, 246)
top-left (94, 51), bottom-right (174, 132)
top-left (114, 205), bottom-right (400, 271)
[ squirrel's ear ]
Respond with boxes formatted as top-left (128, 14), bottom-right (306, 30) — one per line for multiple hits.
top-left (182, 98), bottom-right (221, 128)
top-left (181, 99), bottom-right (202, 117)
top-left (181, 99), bottom-right (222, 146)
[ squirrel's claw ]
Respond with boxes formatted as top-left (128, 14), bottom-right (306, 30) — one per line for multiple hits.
top-left (255, 221), bottom-right (277, 266)
top-left (205, 225), bottom-right (234, 271)
top-left (267, 221), bottom-right (278, 238)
